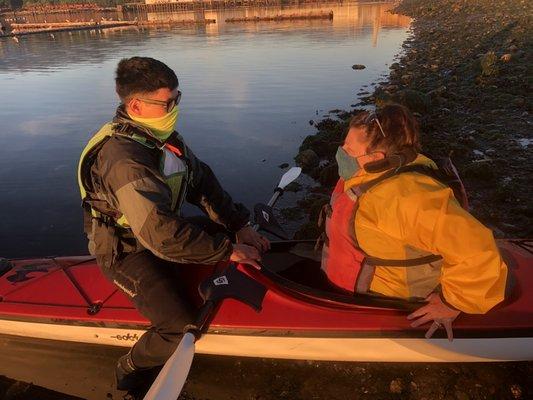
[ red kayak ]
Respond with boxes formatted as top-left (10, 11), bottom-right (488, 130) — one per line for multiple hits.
top-left (0, 239), bottom-right (532, 362)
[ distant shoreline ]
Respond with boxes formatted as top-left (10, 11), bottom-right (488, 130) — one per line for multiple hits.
top-left (0, 0), bottom-right (392, 17)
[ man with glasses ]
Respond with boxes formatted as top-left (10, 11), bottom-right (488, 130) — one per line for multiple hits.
top-left (78, 57), bottom-right (269, 391)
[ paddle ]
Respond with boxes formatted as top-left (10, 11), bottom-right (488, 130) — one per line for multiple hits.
top-left (254, 203), bottom-right (288, 239)
top-left (143, 166), bottom-right (302, 400)
top-left (252, 166), bottom-right (301, 238)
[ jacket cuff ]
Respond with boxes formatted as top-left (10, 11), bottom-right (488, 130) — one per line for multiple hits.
top-left (227, 203), bottom-right (251, 233)
top-left (438, 291), bottom-right (462, 312)
top-left (224, 239), bottom-right (234, 261)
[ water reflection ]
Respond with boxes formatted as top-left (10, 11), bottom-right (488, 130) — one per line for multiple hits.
top-left (0, 2), bottom-right (410, 258)
top-left (0, 3), bottom-right (410, 71)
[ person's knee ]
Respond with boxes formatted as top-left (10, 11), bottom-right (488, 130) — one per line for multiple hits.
top-left (152, 307), bottom-right (195, 335)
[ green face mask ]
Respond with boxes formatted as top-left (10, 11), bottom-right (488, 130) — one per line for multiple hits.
top-left (128, 106), bottom-right (179, 141)
top-left (335, 146), bottom-right (361, 180)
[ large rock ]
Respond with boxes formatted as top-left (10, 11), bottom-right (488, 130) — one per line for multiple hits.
top-left (389, 378), bottom-right (404, 394)
top-left (480, 51), bottom-right (498, 76)
top-left (377, 89), bottom-right (431, 114)
top-left (464, 161), bottom-right (496, 182)
top-left (294, 149), bottom-right (319, 171)
top-left (401, 74), bottom-right (413, 84)
top-left (279, 207), bottom-right (304, 221)
top-left (293, 221), bottom-right (321, 240)
top-left (299, 134), bottom-right (330, 158)
top-left (390, 62), bottom-right (401, 70)
top-left (318, 163), bottom-right (339, 187)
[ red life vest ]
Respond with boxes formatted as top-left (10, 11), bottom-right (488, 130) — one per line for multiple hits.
top-left (321, 179), bottom-right (367, 293)
top-left (321, 177), bottom-right (444, 294)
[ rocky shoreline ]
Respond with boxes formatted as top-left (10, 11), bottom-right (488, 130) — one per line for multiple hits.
top-left (0, 375), bottom-right (83, 399)
top-left (289, 0), bottom-right (532, 239)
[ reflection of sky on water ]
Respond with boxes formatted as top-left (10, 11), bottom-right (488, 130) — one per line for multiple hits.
top-left (0, 2), bottom-right (410, 258)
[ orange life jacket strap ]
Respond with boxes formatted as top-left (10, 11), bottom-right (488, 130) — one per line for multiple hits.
top-left (164, 142), bottom-right (183, 157)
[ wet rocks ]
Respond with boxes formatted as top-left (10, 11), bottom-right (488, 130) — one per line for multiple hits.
top-left (500, 53), bottom-right (512, 62)
top-left (297, 194), bottom-right (329, 221)
top-left (299, 135), bottom-right (331, 158)
top-left (383, 84), bottom-right (399, 93)
top-left (389, 378), bottom-right (404, 394)
top-left (280, 207), bottom-right (304, 221)
top-left (318, 163), bottom-right (339, 187)
top-left (352, 64), bottom-right (366, 70)
top-left (390, 62), bottom-right (401, 70)
top-left (294, 149), bottom-right (319, 171)
top-left (293, 221), bottom-right (321, 240)
top-left (455, 391), bottom-right (470, 400)
top-left (401, 74), bottom-right (414, 84)
top-left (376, 89), bottom-right (431, 114)
top-left (513, 97), bottom-right (526, 107)
top-left (510, 384), bottom-right (522, 399)
top-left (284, 181), bottom-right (302, 193)
top-left (4, 381), bottom-right (31, 398)
top-left (480, 51), bottom-right (498, 76)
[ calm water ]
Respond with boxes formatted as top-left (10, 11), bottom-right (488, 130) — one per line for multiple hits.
top-left (0, 2), bottom-right (410, 258)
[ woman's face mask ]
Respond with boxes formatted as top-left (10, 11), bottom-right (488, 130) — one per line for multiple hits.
top-left (335, 146), bottom-right (361, 180)
top-left (335, 146), bottom-right (384, 180)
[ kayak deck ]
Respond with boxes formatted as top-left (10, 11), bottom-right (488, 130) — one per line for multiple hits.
top-left (0, 239), bottom-right (532, 362)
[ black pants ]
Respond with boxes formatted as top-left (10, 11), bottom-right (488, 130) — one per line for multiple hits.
top-left (100, 216), bottom-right (230, 369)
top-left (101, 251), bottom-right (194, 369)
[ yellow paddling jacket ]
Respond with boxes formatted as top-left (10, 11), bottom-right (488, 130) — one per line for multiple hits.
top-left (345, 154), bottom-right (507, 314)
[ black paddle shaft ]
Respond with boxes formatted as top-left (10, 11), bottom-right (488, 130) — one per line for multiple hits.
top-left (183, 300), bottom-right (215, 338)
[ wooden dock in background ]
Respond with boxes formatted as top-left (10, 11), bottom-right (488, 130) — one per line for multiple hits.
top-left (122, 0), bottom-right (336, 13)
top-left (8, 19), bottom-right (216, 36)
top-left (225, 10), bottom-right (333, 22)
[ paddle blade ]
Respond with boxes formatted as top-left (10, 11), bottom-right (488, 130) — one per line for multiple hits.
top-left (278, 167), bottom-right (302, 190)
top-left (143, 332), bottom-right (196, 400)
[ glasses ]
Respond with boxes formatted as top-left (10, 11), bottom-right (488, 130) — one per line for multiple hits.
top-left (138, 90), bottom-right (182, 113)
top-left (363, 111), bottom-right (386, 138)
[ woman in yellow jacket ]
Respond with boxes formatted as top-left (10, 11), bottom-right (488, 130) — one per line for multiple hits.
top-left (321, 104), bottom-right (507, 339)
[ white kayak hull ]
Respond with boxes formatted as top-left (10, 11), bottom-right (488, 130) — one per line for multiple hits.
top-left (1, 319), bottom-right (532, 363)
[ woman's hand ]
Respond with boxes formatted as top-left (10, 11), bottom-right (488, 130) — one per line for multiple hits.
top-left (407, 293), bottom-right (460, 341)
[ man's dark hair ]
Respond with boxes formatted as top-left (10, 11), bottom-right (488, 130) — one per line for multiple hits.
top-left (115, 57), bottom-right (179, 101)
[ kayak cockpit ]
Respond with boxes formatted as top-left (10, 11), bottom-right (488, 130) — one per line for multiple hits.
top-left (259, 240), bottom-right (529, 314)
top-left (260, 241), bottom-right (425, 312)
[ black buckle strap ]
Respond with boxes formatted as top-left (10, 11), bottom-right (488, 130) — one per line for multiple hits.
top-left (365, 254), bottom-right (442, 267)
top-left (356, 164), bottom-right (446, 197)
